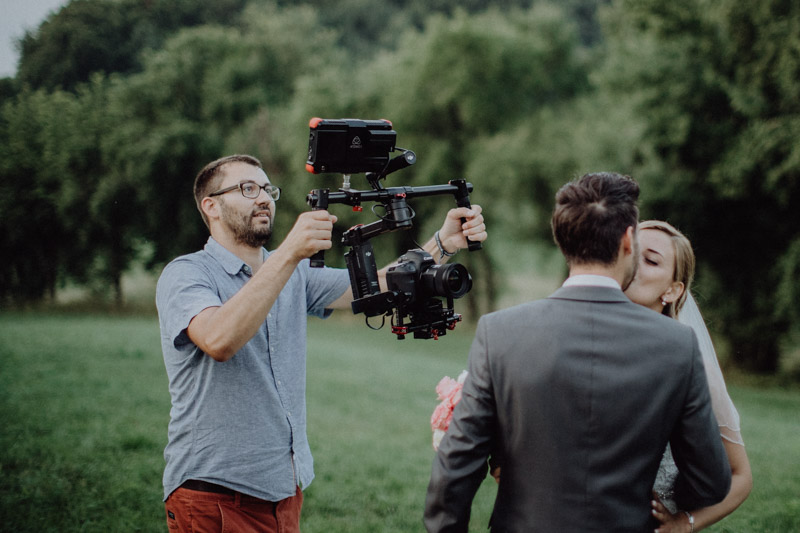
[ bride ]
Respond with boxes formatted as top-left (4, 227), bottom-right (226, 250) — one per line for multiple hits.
top-left (624, 220), bottom-right (752, 532)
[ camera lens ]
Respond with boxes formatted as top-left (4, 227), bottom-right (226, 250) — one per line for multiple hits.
top-left (423, 263), bottom-right (472, 299)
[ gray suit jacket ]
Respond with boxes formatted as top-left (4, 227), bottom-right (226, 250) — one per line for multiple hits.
top-left (424, 286), bottom-right (731, 532)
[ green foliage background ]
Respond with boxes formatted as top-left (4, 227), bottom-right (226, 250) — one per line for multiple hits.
top-left (2, 0), bottom-right (800, 374)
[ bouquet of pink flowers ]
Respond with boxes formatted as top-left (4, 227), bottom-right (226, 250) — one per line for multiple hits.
top-left (431, 370), bottom-right (468, 450)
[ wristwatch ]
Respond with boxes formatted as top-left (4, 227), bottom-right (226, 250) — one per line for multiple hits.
top-left (683, 510), bottom-right (695, 533)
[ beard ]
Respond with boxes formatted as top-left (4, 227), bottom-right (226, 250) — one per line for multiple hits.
top-left (219, 198), bottom-right (273, 248)
top-left (621, 236), bottom-right (640, 291)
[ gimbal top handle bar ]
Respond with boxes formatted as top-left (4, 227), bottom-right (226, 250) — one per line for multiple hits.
top-left (307, 180), bottom-right (481, 267)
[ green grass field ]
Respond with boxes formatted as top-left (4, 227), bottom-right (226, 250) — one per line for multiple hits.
top-left (1, 312), bottom-right (798, 532)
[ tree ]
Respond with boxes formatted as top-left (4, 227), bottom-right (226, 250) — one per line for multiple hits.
top-left (16, 0), bottom-right (248, 92)
top-left (0, 76), bottom-right (148, 305)
top-left (0, 89), bottom-right (65, 303)
top-left (1, 1), bottom-right (346, 306)
top-left (596, 0), bottom-right (800, 372)
top-left (17, 0), bottom-right (134, 91)
top-left (104, 2), bottom-right (345, 268)
top-left (50, 76), bottom-right (137, 303)
top-left (283, 5), bottom-right (591, 317)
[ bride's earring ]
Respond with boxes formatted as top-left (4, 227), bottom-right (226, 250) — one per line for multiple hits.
top-left (661, 298), bottom-right (667, 307)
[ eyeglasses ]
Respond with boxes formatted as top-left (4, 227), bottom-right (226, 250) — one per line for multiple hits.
top-left (208, 181), bottom-right (281, 201)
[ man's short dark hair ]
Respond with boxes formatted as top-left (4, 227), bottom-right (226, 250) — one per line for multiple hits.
top-left (551, 172), bottom-right (640, 266)
top-left (194, 154), bottom-right (263, 228)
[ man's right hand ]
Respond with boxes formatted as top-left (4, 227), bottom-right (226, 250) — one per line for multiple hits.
top-left (279, 210), bottom-right (338, 262)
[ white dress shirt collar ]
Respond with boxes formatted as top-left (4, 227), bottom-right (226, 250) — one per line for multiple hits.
top-left (562, 274), bottom-right (621, 290)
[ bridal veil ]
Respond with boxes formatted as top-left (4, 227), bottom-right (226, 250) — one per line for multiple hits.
top-left (679, 292), bottom-right (744, 446)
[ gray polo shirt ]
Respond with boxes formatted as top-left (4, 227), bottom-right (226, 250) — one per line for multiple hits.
top-left (156, 237), bottom-right (350, 501)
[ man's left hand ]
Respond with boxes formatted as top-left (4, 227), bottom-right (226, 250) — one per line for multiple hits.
top-left (438, 204), bottom-right (487, 254)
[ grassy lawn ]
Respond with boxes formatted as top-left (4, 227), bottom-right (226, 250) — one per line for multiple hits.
top-left (1, 312), bottom-right (798, 532)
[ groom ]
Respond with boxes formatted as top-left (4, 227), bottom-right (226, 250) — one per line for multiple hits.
top-left (424, 172), bottom-right (731, 532)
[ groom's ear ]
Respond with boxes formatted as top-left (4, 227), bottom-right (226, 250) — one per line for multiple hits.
top-left (621, 226), bottom-right (635, 256)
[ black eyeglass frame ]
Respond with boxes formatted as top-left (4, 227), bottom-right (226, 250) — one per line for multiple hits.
top-left (208, 181), bottom-right (281, 201)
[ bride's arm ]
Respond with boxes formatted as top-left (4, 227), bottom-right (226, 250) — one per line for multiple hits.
top-left (653, 439), bottom-right (752, 532)
top-left (690, 440), bottom-right (752, 530)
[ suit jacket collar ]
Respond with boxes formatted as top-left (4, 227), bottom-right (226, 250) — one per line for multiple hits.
top-left (548, 284), bottom-right (630, 303)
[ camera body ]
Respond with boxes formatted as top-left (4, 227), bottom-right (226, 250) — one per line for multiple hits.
top-left (306, 118), bottom-right (396, 175)
top-left (346, 247), bottom-right (473, 339)
top-left (386, 249), bottom-right (472, 304)
top-left (386, 250), bottom-right (473, 339)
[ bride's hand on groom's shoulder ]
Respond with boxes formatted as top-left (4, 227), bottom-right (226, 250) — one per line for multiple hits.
top-left (651, 496), bottom-right (691, 533)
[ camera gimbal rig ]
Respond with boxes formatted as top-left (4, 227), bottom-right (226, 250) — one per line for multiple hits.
top-left (306, 136), bottom-right (480, 339)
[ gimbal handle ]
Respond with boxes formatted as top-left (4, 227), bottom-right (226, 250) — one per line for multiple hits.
top-left (450, 179), bottom-right (482, 252)
top-left (309, 188), bottom-right (328, 268)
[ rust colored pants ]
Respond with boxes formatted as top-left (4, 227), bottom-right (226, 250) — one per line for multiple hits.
top-left (165, 483), bottom-right (303, 533)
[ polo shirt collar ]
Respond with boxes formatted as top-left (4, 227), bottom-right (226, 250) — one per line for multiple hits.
top-left (204, 237), bottom-right (268, 276)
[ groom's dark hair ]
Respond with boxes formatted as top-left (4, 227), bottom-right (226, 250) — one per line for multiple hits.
top-left (551, 172), bottom-right (640, 266)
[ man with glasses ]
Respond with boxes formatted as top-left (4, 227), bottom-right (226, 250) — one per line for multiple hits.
top-left (156, 154), bottom-right (487, 532)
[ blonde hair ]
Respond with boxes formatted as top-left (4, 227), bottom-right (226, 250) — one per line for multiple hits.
top-left (638, 220), bottom-right (695, 318)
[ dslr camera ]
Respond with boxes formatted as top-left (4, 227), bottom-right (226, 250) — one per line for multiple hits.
top-left (305, 118), bottom-right (480, 340)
